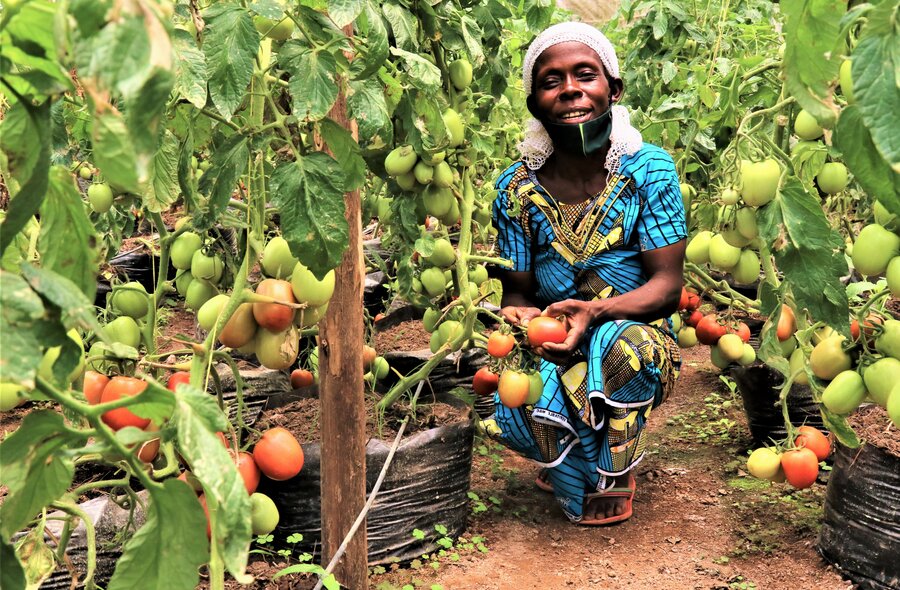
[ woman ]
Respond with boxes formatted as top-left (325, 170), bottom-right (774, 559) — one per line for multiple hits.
top-left (490, 22), bottom-right (686, 525)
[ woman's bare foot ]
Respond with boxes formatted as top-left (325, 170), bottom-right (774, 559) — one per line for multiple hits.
top-left (583, 472), bottom-right (636, 521)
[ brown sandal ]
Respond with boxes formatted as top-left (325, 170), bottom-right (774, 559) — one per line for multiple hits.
top-left (578, 483), bottom-right (635, 526)
top-left (535, 468), bottom-right (554, 493)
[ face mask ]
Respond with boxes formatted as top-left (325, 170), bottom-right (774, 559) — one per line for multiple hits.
top-left (540, 108), bottom-right (613, 157)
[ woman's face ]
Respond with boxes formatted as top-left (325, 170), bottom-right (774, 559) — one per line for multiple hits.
top-left (530, 42), bottom-right (623, 125)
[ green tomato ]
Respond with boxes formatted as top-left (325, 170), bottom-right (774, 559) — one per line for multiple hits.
top-left (809, 336), bottom-right (851, 380)
top-left (88, 183), bottom-right (114, 213)
top-left (111, 282), bottom-right (150, 320)
top-left (413, 161), bottom-right (434, 185)
top-left (731, 250), bottom-right (760, 285)
top-left (105, 316), bottom-right (141, 349)
top-left (171, 232), bottom-right (203, 270)
top-left (821, 370), bottom-right (866, 415)
top-left (525, 371), bottom-right (543, 405)
top-left (372, 356), bottom-right (390, 380)
top-left (253, 15), bottom-right (294, 41)
top-left (746, 447), bottom-right (782, 480)
top-left (443, 108), bottom-right (465, 147)
top-left (0, 383), bottom-right (27, 411)
top-left (737, 343), bottom-right (756, 367)
top-left (887, 256), bottom-right (900, 297)
top-left (420, 267), bottom-right (447, 298)
top-left (449, 59), bottom-right (473, 90)
top-left (469, 264), bottom-right (489, 285)
top-left (422, 307), bottom-right (441, 332)
top-left (862, 357), bottom-right (900, 407)
top-left (426, 238), bottom-right (456, 268)
top-left (79, 165), bottom-right (93, 180)
top-left (384, 145), bottom-right (418, 177)
top-left (740, 159), bottom-right (780, 207)
top-left (197, 294), bottom-right (230, 332)
top-left (175, 269), bottom-right (194, 297)
top-left (708, 234), bottom-right (741, 271)
top-left (191, 250), bottom-right (224, 283)
top-left (677, 326), bottom-right (697, 348)
top-left (875, 319), bottom-right (900, 360)
top-left (887, 384), bottom-right (900, 428)
top-left (255, 325), bottom-right (299, 370)
top-left (839, 59), bottom-right (854, 104)
top-left (38, 329), bottom-right (85, 385)
top-left (735, 207), bottom-right (758, 240)
top-left (261, 236), bottom-right (298, 280)
top-left (250, 493), bottom-right (280, 535)
top-left (816, 162), bottom-right (849, 195)
top-left (789, 348), bottom-right (808, 385)
top-left (720, 188), bottom-right (740, 206)
top-left (290, 262), bottom-right (335, 307)
top-left (423, 186), bottom-right (454, 218)
top-left (685, 230), bottom-right (713, 265)
top-left (852, 224), bottom-right (900, 277)
top-left (874, 201), bottom-right (900, 232)
top-left (432, 161), bottom-right (454, 189)
top-left (794, 109), bottom-right (823, 140)
top-left (185, 279), bottom-right (219, 311)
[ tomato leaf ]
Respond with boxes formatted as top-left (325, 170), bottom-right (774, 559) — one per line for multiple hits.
top-left (127, 381), bottom-right (177, 425)
top-left (271, 154), bottom-right (349, 279)
top-left (92, 109), bottom-right (142, 194)
top-left (327, 0), bottom-right (364, 28)
top-left (381, 4), bottom-right (417, 51)
top-left (0, 539), bottom-right (26, 590)
top-left (834, 105), bottom-right (900, 215)
top-left (107, 480), bottom-right (210, 590)
top-left (172, 28), bottom-right (208, 109)
top-left (0, 271), bottom-right (64, 387)
top-left (0, 411), bottom-right (86, 538)
top-left (202, 2), bottom-right (260, 120)
top-left (348, 76), bottom-right (392, 144)
top-left (194, 133), bottom-right (250, 230)
top-left (349, 1), bottom-right (389, 81)
top-left (318, 117), bottom-right (366, 190)
top-left (20, 264), bottom-right (104, 333)
top-left (390, 47), bottom-right (443, 89)
top-left (144, 130), bottom-right (181, 213)
top-left (126, 68), bottom-right (175, 160)
top-left (171, 385), bottom-right (251, 582)
top-left (279, 42), bottom-right (339, 122)
top-left (819, 408), bottom-right (860, 448)
top-left (781, 0), bottom-right (843, 126)
top-left (852, 2), bottom-right (900, 173)
top-left (37, 167), bottom-right (100, 300)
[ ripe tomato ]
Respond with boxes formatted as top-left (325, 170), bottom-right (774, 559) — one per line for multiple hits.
top-left (498, 370), bottom-right (530, 408)
top-left (219, 303), bottom-right (258, 349)
top-left (235, 450), bottom-right (261, 494)
top-left (138, 423), bottom-right (161, 463)
top-left (850, 314), bottom-right (882, 344)
top-left (290, 368), bottom-right (315, 389)
top-left (776, 305), bottom-right (796, 342)
top-left (100, 376), bottom-right (150, 431)
top-left (198, 494), bottom-right (211, 538)
top-left (362, 345), bottom-right (377, 368)
top-left (727, 321), bottom-right (751, 343)
top-left (695, 314), bottom-right (726, 345)
top-left (253, 427), bottom-right (304, 481)
top-left (253, 279), bottom-right (297, 332)
top-left (795, 426), bottom-right (831, 462)
top-left (486, 332), bottom-right (515, 358)
top-left (687, 310), bottom-right (704, 327)
top-left (527, 317), bottom-right (568, 348)
top-left (678, 287), bottom-right (691, 311)
top-left (472, 367), bottom-right (499, 396)
top-left (83, 370), bottom-right (109, 405)
top-left (780, 448), bottom-right (819, 489)
top-left (167, 371), bottom-right (191, 392)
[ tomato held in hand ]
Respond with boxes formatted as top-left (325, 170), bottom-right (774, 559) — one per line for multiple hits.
top-left (486, 332), bottom-right (515, 358)
top-left (526, 317), bottom-right (568, 348)
top-left (780, 447), bottom-right (819, 489)
top-left (472, 367), bottom-right (499, 396)
top-left (795, 426), bottom-right (831, 462)
top-left (253, 427), bottom-right (304, 481)
top-left (100, 376), bottom-right (150, 431)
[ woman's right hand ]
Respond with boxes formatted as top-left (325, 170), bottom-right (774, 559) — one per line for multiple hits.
top-left (500, 306), bottom-right (542, 326)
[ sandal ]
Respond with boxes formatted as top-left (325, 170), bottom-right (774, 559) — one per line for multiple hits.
top-left (535, 468), bottom-right (554, 493)
top-left (578, 480), bottom-right (635, 526)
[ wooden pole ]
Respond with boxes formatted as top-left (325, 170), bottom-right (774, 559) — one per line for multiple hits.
top-left (318, 24), bottom-right (368, 590)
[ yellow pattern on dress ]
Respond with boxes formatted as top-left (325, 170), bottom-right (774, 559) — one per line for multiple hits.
top-left (561, 362), bottom-right (588, 397)
top-left (619, 340), bottom-right (642, 371)
top-left (609, 410), bottom-right (639, 430)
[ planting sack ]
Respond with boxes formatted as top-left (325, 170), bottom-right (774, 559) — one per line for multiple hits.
top-left (818, 442), bottom-right (900, 589)
top-left (214, 364), bottom-right (290, 426)
top-left (728, 364), bottom-right (824, 445)
top-left (258, 411), bottom-right (475, 565)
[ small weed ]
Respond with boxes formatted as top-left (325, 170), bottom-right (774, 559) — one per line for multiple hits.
top-left (666, 382), bottom-right (742, 444)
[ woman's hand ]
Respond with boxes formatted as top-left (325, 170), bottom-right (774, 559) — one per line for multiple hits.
top-left (500, 305), bottom-right (542, 326)
top-left (537, 299), bottom-right (602, 364)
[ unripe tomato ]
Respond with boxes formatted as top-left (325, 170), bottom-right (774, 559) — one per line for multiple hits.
top-left (384, 145), bottom-right (418, 177)
top-left (449, 59), bottom-right (473, 90)
top-left (420, 267), bottom-right (447, 298)
top-left (708, 234), bottom-right (741, 271)
top-left (253, 15), bottom-right (294, 40)
top-left (78, 165), bottom-right (93, 180)
top-left (250, 492), bottom-right (280, 535)
top-left (220, 303), bottom-right (258, 349)
top-left (290, 368), bottom-right (315, 389)
top-left (735, 207), bottom-right (759, 240)
top-left (875, 319), bottom-right (900, 359)
top-left (83, 370), bottom-right (110, 405)
top-left (88, 183), bottom-right (114, 213)
top-left (809, 336), bottom-right (851, 380)
top-left (174, 269), bottom-right (193, 297)
top-left (795, 426), bottom-right (831, 462)
top-left (105, 316), bottom-right (141, 349)
top-left (197, 294), bottom-right (230, 332)
top-left (709, 344), bottom-right (731, 370)
top-left (469, 264), bottom-right (489, 286)
top-left (886, 257), bottom-right (900, 297)
top-left (486, 332), bottom-right (515, 358)
top-left (720, 188), bottom-right (740, 206)
top-left (472, 367), bottom-right (499, 396)
top-left (396, 171), bottom-right (417, 191)
top-left (685, 230), bottom-right (713, 265)
top-left (235, 451), bottom-right (261, 494)
top-left (423, 186), bottom-right (453, 217)
top-left (789, 348), bottom-right (808, 385)
top-left (781, 447), bottom-right (819, 489)
top-left (740, 159), bottom-right (781, 207)
top-left (731, 250), bottom-right (761, 285)
top-left (254, 325), bottom-right (299, 370)
top-left (191, 250), bottom-right (224, 283)
top-left (0, 383), bottom-right (27, 411)
top-left (171, 232), bottom-right (203, 270)
top-left (253, 427), bottom-right (304, 481)
top-left (888, 384), bottom-right (900, 428)
top-left (721, 226), bottom-right (751, 249)
top-left (431, 162), bottom-right (454, 189)
top-left (422, 150), bottom-right (446, 166)
top-left (290, 262), bottom-right (335, 308)
top-left (677, 326), bottom-right (698, 348)
top-left (839, 59), bottom-right (854, 103)
top-left (111, 282), bottom-right (149, 320)
top-left (852, 224), bottom-right (900, 277)
top-left (670, 313), bottom-right (682, 333)
top-left (413, 161), bottom-right (434, 185)
top-left (821, 370), bottom-right (866, 415)
top-left (737, 343), bottom-right (756, 366)
top-left (695, 314), bottom-right (726, 345)
top-left (717, 333), bottom-right (745, 361)
top-left (525, 371), bottom-right (543, 405)
top-left (816, 162), bottom-right (849, 195)
top-left (185, 279), bottom-right (219, 311)
top-left (746, 447), bottom-right (782, 480)
top-left (498, 370), bottom-right (530, 408)
top-left (443, 108), bottom-right (465, 147)
top-left (862, 357), bottom-right (900, 407)
top-left (527, 317), bottom-right (567, 347)
top-left (873, 200), bottom-right (899, 232)
top-left (261, 236), bottom-right (299, 280)
top-left (38, 328), bottom-right (85, 385)
top-left (426, 238), bottom-right (456, 268)
top-left (100, 376), bottom-right (150, 431)
top-left (253, 279), bottom-right (296, 332)
top-left (372, 356), bottom-right (390, 380)
top-left (794, 109), bottom-right (823, 140)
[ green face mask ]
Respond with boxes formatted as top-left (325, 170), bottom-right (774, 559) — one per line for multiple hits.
top-left (540, 108), bottom-right (613, 157)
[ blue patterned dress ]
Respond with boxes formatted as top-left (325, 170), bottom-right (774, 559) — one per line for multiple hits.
top-left (490, 143), bottom-right (687, 522)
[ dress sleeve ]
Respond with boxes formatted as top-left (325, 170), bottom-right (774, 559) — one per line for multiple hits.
top-left (492, 169), bottom-right (532, 272)
top-left (634, 149), bottom-right (688, 252)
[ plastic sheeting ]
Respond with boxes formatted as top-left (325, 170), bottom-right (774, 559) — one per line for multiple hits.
top-left (258, 415), bottom-right (476, 566)
top-left (818, 442), bottom-right (900, 589)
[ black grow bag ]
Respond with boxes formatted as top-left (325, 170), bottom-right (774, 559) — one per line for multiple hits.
top-left (728, 364), bottom-right (824, 446)
top-left (818, 442), bottom-right (900, 589)
top-left (257, 411), bottom-right (475, 566)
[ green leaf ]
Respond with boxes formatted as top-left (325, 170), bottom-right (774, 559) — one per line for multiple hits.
top-left (195, 134), bottom-right (250, 229)
top-left (782, 0), bottom-right (843, 125)
top-left (20, 264), bottom-right (104, 334)
top-left (126, 381), bottom-right (177, 425)
top-left (833, 105), bottom-right (900, 210)
top-left (853, 3), bottom-right (900, 171)
top-left (270, 154), bottom-right (349, 279)
top-left (348, 77), bottom-right (391, 143)
top-left (0, 100), bottom-right (51, 258)
top-left (789, 139), bottom-right (828, 186)
top-left (819, 408), bottom-right (860, 448)
top-left (327, 0), bottom-right (364, 27)
top-left (390, 47), bottom-right (442, 88)
top-left (0, 539), bottom-right (26, 590)
top-left (92, 109), bottom-right (142, 194)
top-left (203, 3), bottom-right (260, 120)
top-left (0, 411), bottom-right (86, 538)
top-left (460, 16), bottom-right (486, 67)
top-left (0, 271), bottom-right (62, 387)
top-left (144, 130), bottom-right (181, 213)
top-left (173, 28), bottom-right (209, 109)
top-left (107, 480), bottom-right (210, 590)
top-left (350, 1), bottom-right (389, 80)
top-left (37, 167), bottom-right (100, 300)
top-left (126, 68), bottom-right (175, 158)
top-left (382, 4), bottom-right (417, 51)
top-left (87, 15), bottom-right (152, 99)
top-left (318, 118), bottom-right (366, 190)
top-left (172, 385), bottom-right (250, 581)
top-left (280, 42), bottom-right (339, 121)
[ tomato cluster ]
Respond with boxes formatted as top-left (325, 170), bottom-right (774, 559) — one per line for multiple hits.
top-left (672, 287), bottom-right (757, 368)
top-left (746, 426), bottom-right (831, 490)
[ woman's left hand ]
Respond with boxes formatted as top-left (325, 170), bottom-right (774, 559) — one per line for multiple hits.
top-left (536, 299), bottom-right (601, 364)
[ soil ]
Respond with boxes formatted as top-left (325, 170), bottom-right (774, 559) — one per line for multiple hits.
top-left (847, 405), bottom-right (900, 456)
top-left (374, 319), bottom-right (434, 353)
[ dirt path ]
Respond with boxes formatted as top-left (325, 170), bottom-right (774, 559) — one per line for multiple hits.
top-left (369, 347), bottom-right (856, 590)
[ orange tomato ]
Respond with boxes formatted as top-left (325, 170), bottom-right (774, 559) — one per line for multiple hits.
top-left (100, 376), bottom-right (150, 431)
top-left (83, 370), bottom-right (109, 405)
top-left (795, 426), bottom-right (831, 462)
top-left (498, 370), bottom-right (530, 408)
top-left (253, 427), bottom-right (304, 481)
top-left (486, 332), bottom-right (515, 358)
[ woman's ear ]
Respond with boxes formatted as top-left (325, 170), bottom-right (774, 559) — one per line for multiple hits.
top-left (609, 77), bottom-right (624, 104)
top-left (526, 95), bottom-right (543, 119)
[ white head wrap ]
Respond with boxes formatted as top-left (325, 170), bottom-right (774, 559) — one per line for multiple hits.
top-left (517, 22), bottom-right (643, 174)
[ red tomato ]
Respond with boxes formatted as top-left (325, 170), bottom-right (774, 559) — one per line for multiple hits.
top-left (198, 494), bottom-right (211, 538)
top-left (795, 426), bottom-right (831, 462)
top-left (678, 287), bottom-right (690, 311)
top-left (252, 279), bottom-right (297, 332)
top-left (727, 321), bottom-right (751, 343)
top-left (526, 317), bottom-right (568, 348)
top-left (781, 447), bottom-right (819, 489)
top-left (472, 367), bottom-right (499, 396)
top-left (83, 370), bottom-right (109, 405)
top-left (253, 427), bottom-right (304, 481)
top-left (850, 314), bottom-right (882, 344)
top-left (167, 371), bottom-right (191, 392)
top-left (686, 291), bottom-right (701, 311)
top-left (100, 376), bottom-right (150, 431)
top-left (687, 310), bottom-right (704, 327)
top-left (695, 314), bottom-right (726, 345)
top-left (498, 370), bottom-right (531, 408)
top-left (235, 450), bottom-right (261, 494)
top-left (486, 332), bottom-right (515, 358)
top-left (777, 305), bottom-right (796, 342)
top-left (290, 369), bottom-right (315, 389)
top-left (215, 431), bottom-right (231, 448)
